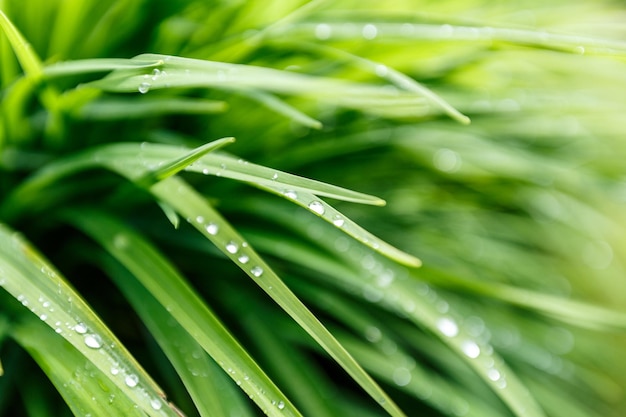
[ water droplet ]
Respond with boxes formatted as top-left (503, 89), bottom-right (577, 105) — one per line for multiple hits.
top-left (283, 190), bottom-right (298, 200)
top-left (74, 323), bottom-right (88, 334)
top-left (315, 23), bottom-right (332, 40)
top-left (225, 241), bottom-right (239, 254)
top-left (308, 201), bottom-right (325, 215)
top-left (202, 168), bottom-right (210, 175)
top-left (138, 82), bottom-right (151, 94)
top-left (332, 215), bottom-right (345, 227)
top-left (392, 367), bottom-right (412, 386)
top-left (110, 366), bottom-right (119, 375)
top-left (251, 266), bottom-right (264, 277)
top-left (362, 24), bottom-right (378, 40)
top-left (434, 148), bottom-right (461, 173)
top-left (84, 334), bottom-right (103, 349)
top-left (205, 223), bottom-right (219, 235)
top-left (113, 234), bottom-right (129, 249)
top-left (277, 401), bottom-right (285, 410)
top-left (195, 215), bottom-right (205, 224)
top-left (375, 64), bottom-right (388, 77)
top-left (364, 326), bottom-right (382, 343)
top-left (150, 399), bottom-right (163, 410)
top-left (575, 45), bottom-right (585, 54)
top-left (125, 374), bottom-right (139, 387)
top-left (461, 340), bottom-right (481, 358)
top-left (238, 254), bottom-right (250, 264)
top-left (487, 368), bottom-right (501, 381)
top-left (271, 172), bottom-right (278, 181)
top-left (39, 314), bottom-right (47, 321)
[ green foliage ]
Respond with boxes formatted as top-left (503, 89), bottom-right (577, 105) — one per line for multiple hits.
top-left (1, 1), bottom-right (626, 416)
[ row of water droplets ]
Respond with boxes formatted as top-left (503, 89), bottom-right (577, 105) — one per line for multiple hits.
top-left (3, 232), bottom-right (167, 414)
top-left (191, 215), bottom-right (264, 278)
top-left (138, 68), bottom-right (167, 94)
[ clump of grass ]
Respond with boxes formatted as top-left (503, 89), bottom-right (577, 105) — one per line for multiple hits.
top-left (1, 1), bottom-right (626, 416)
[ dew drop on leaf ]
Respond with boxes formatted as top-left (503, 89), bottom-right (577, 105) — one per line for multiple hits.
top-left (461, 340), bottom-right (481, 358)
top-left (138, 82), bottom-right (151, 94)
top-left (84, 334), bottom-right (103, 349)
top-left (436, 317), bottom-right (459, 338)
top-left (238, 254), bottom-right (250, 264)
top-left (308, 201), bottom-right (325, 215)
top-left (206, 223), bottom-right (219, 235)
top-left (125, 374), bottom-right (139, 387)
top-left (332, 215), bottom-right (345, 227)
top-left (74, 323), bottom-right (88, 334)
top-left (226, 241), bottom-right (239, 254)
top-left (283, 190), bottom-right (298, 200)
top-left (251, 266), bottom-right (264, 277)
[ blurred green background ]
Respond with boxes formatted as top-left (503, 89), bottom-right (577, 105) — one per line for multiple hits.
top-left (1, 1), bottom-right (626, 416)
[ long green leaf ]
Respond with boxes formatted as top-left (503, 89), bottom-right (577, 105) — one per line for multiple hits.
top-left (70, 211), bottom-right (302, 417)
top-left (0, 224), bottom-right (180, 417)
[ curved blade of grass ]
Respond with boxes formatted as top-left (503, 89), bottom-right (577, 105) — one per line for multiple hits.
top-left (0, 9), bottom-right (42, 77)
top-left (70, 210), bottom-right (303, 417)
top-left (148, 176), bottom-right (407, 417)
top-left (11, 315), bottom-right (146, 417)
top-left (242, 202), bottom-right (547, 417)
top-left (274, 39), bottom-right (469, 124)
top-left (0, 224), bottom-right (180, 417)
top-left (83, 53), bottom-right (454, 121)
top-left (261, 184), bottom-right (421, 267)
top-left (43, 58), bottom-right (163, 77)
top-left (102, 251), bottom-right (256, 417)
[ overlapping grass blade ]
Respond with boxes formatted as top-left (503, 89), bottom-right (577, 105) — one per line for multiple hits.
top-left (0, 224), bottom-right (180, 417)
top-left (71, 212), bottom-right (291, 417)
top-left (0, 8), bottom-right (42, 77)
top-left (148, 176), bottom-right (407, 417)
top-left (11, 315), bottom-right (146, 417)
top-left (103, 260), bottom-right (256, 417)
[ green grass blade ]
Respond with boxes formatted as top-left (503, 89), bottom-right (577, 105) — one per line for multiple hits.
top-left (77, 97), bottom-right (227, 120)
top-left (102, 257), bottom-right (256, 417)
top-left (148, 176), bottom-right (408, 417)
top-left (0, 9), bottom-right (42, 77)
top-left (0, 224), bottom-right (180, 416)
top-left (11, 315), bottom-right (146, 417)
top-left (43, 58), bottom-right (164, 78)
top-left (244, 89), bottom-right (323, 130)
top-left (261, 184), bottom-right (421, 267)
top-left (70, 211), bottom-right (303, 417)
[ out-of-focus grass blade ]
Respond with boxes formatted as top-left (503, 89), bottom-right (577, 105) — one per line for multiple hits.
top-left (70, 211), bottom-right (302, 417)
top-left (286, 22), bottom-right (626, 56)
top-left (148, 176), bottom-right (408, 417)
top-left (102, 256), bottom-right (256, 417)
top-left (0, 224), bottom-right (180, 417)
top-left (275, 39), bottom-right (470, 124)
top-left (11, 315), bottom-right (146, 417)
top-left (76, 97), bottom-right (227, 120)
top-left (424, 267), bottom-right (626, 331)
top-left (245, 89), bottom-right (322, 130)
top-left (43, 58), bottom-right (163, 77)
top-left (0, 9), bottom-right (42, 77)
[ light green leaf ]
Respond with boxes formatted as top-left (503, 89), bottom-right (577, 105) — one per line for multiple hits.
top-left (0, 9), bottom-right (42, 77)
top-left (11, 315), bottom-right (146, 417)
top-left (0, 224), bottom-right (180, 417)
top-left (70, 211), bottom-right (302, 417)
